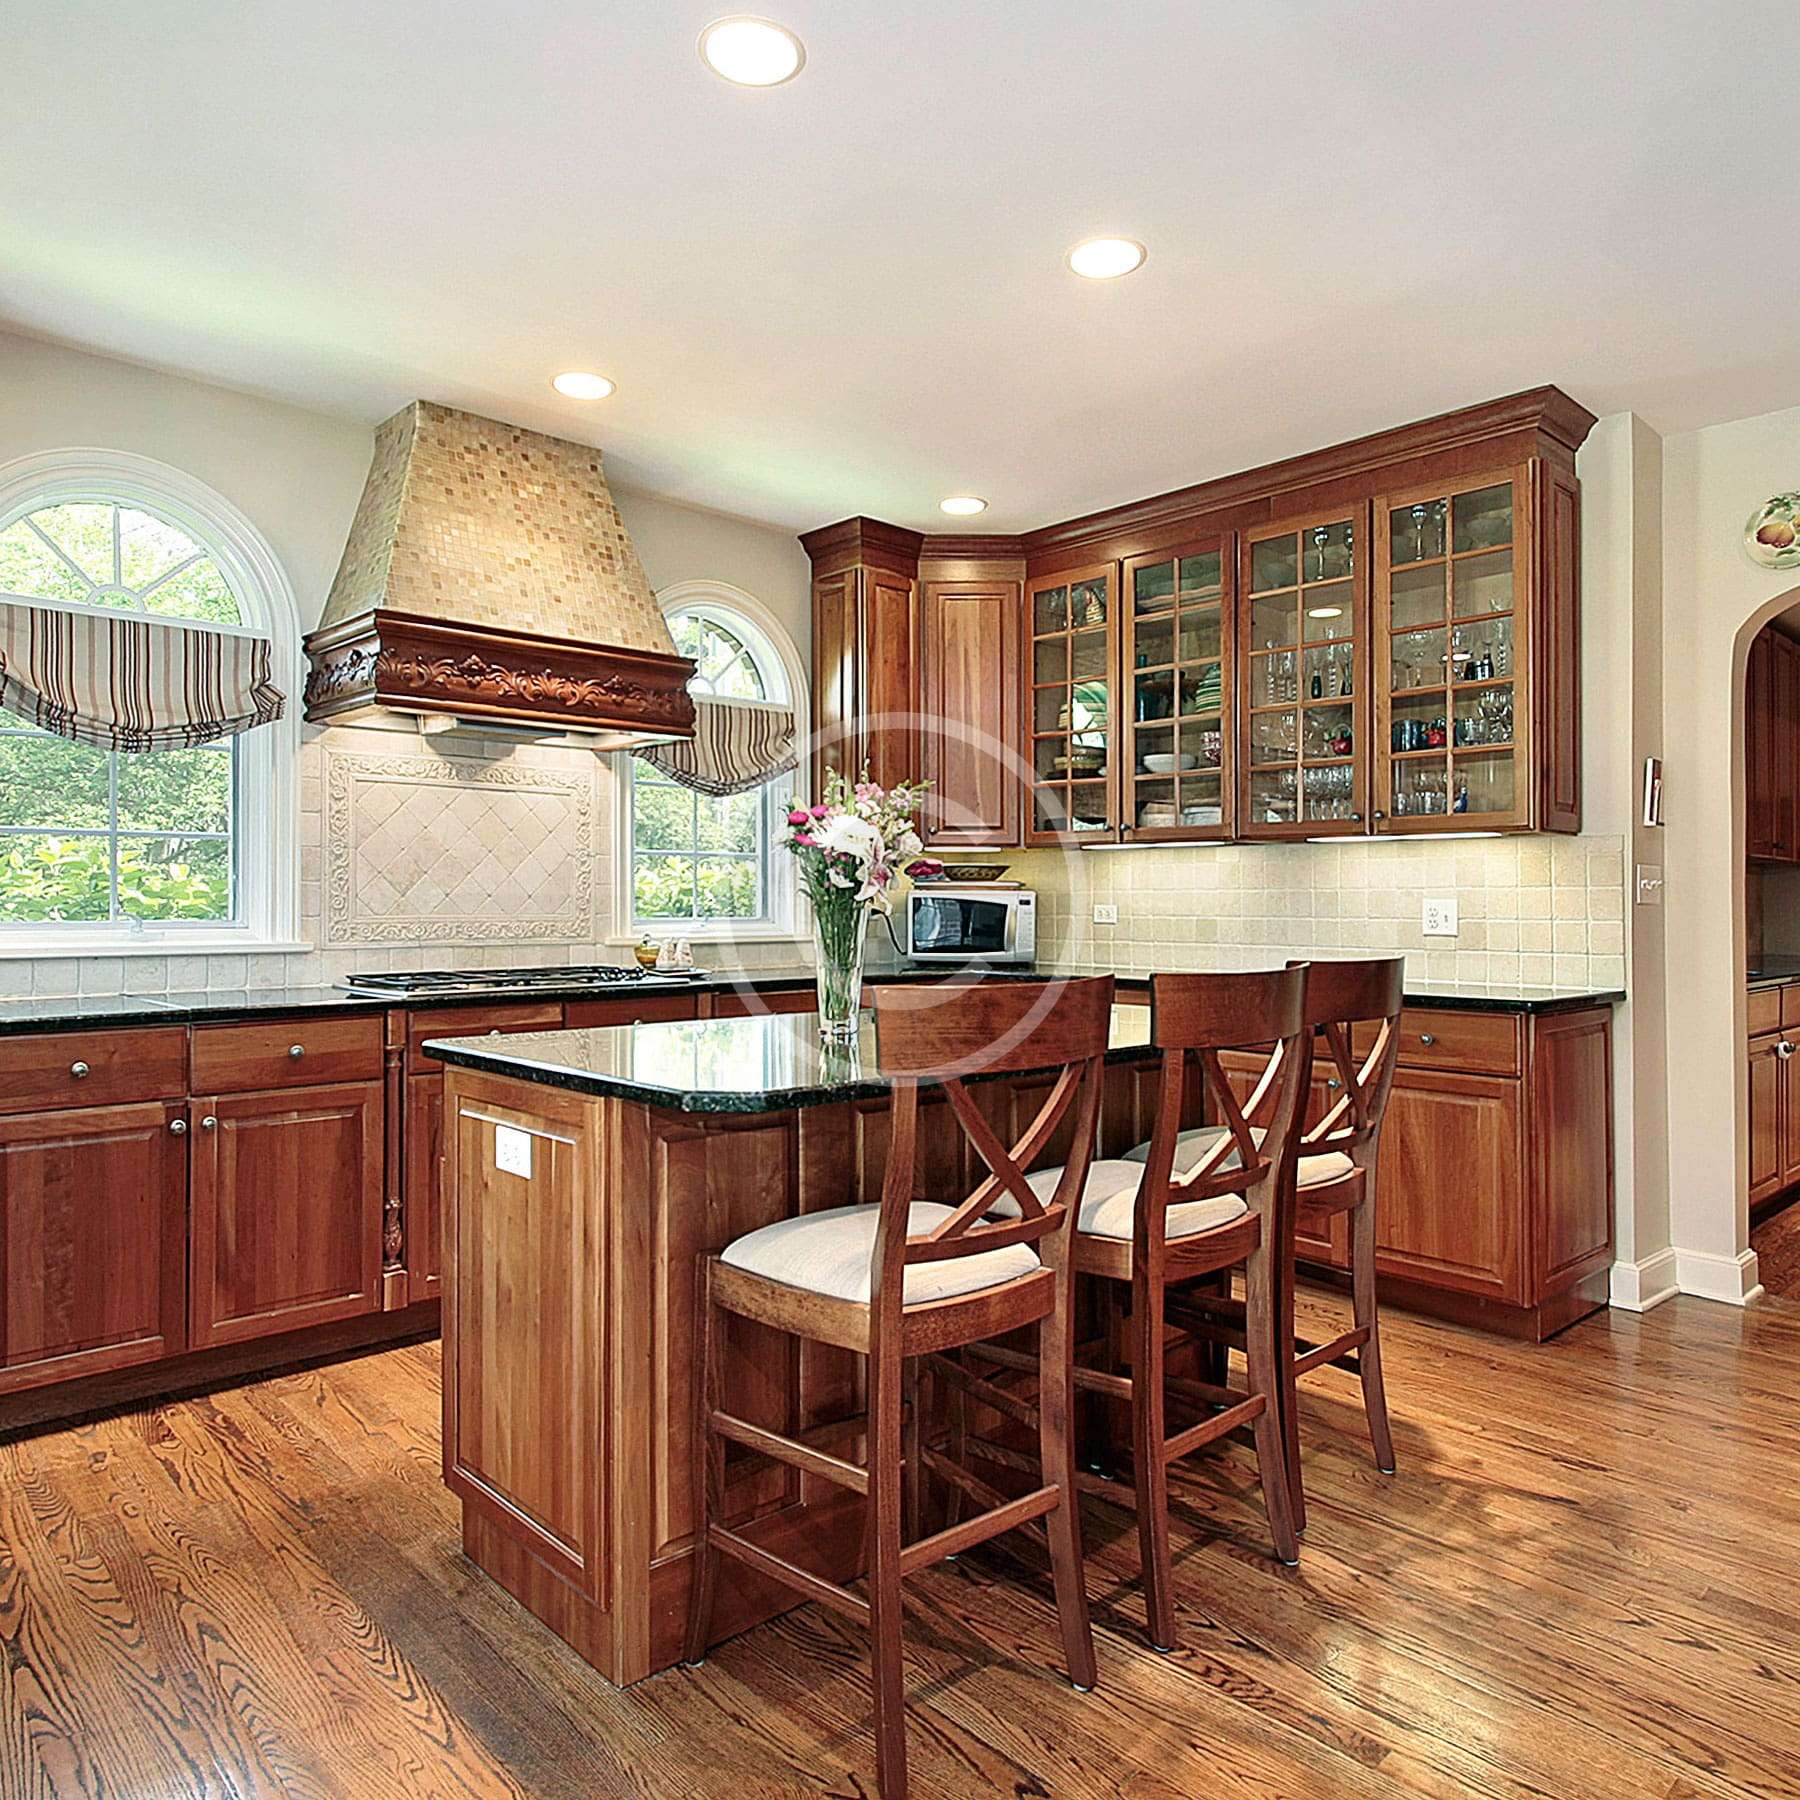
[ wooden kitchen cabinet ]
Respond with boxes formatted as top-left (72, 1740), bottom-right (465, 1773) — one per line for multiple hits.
top-left (188, 1081), bottom-right (384, 1349)
top-left (0, 1100), bottom-right (188, 1394)
top-left (918, 576), bottom-right (1022, 846)
top-left (1121, 538), bottom-right (1235, 841)
top-left (1025, 563), bottom-right (1118, 842)
top-left (1749, 1030), bottom-right (1783, 1204)
top-left (1238, 510), bottom-right (1367, 839)
top-left (1746, 625), bottom-right (1800, 864)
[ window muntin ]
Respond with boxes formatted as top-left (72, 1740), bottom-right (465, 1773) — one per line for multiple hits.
top-left (0, 494), bottom-right (250, 931)
top-left (626, 599), bottom-right (796, 933)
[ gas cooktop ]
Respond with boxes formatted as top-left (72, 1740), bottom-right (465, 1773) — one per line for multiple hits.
top-left (341, 963), bottom-right (707, 1000)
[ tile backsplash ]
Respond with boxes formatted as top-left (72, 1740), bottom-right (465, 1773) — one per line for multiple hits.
top-left (7, 714), bottom-right (1626, 1002)
top-left (1012, 833), bottom-right (1627, 990)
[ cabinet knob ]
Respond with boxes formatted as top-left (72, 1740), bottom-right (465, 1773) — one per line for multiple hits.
top-left (1419, 1032), bottom-right (1437, 1046)
top-left (288, 1043), bottom-right (305, 1059)
top-left (69, 1060), bottom-right (89, 1079)
top-left (1780, 1041), bottom-right (1796, 1060)
top-left (1327, 1077), bottom-right (1342, 1091)
top-left (1351, 812), bottom-right (1363, 823)
top-left (201, 1114), bottom-right (217, 1130)
top-left (168, 1118), bottom-right (188, 1135)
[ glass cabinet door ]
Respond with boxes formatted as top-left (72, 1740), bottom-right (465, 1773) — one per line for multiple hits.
top-left (1123, 541), bottom-right (1232, 838)
top-left (1376, 471), bottom-right (1527, 830)
top-left (1238, 515), bottom-right (1365, 837)
top-left (1026, 566), bottom-right (1116, 839)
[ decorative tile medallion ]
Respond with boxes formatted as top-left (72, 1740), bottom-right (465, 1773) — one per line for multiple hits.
top-left (325, 751), bottom-right (593, 944)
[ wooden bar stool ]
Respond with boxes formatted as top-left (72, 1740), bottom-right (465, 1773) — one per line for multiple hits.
top-left (1146, 958), bottom-right (1405, 1531)
top-left (973, 967), bottom-right (1311, 1651)
top-left (682, 976), bottom-right (1114, 1800)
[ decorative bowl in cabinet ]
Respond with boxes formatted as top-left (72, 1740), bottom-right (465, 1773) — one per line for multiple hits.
top-left (1142, 752), bottom-right (1199, 774)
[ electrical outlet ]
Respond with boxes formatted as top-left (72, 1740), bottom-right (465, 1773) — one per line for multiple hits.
top-left (1635, 864), bottom-right (1664, 906)
top-left (494, 1124), bottom-right (533, 1179)
top-left (1093, 904), bottom-right (1119, 925)
top-left (1421, 897), bottom-right (1459, 938)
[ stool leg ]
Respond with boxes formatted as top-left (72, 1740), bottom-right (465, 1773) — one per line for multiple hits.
top-left (1129, 1271), bottom-right (1178, 1652)
top-left (1280, 1212), bottom-right (1305, 1536)
top-left (1038, 1277), bottom-right (1097, 1691)
top-left (682, 1258), bottom-right (723, 1665)
top-left (867, 1337), bottom-right (909, 1799)
top-left (902, 1357), bottom-right (922, 1544)
top-left (1244, 1238), bottom-right (1301, 1568)
top-left (1352, 1187), bottom-right (1397, 1475)
top-left (942, 1350), bottom-right (968, 1529)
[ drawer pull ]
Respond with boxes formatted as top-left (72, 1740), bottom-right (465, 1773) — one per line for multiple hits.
top-left (201, 1114), bottom-right (218, 1129)
top-left (69, 1060), bottom-right (90, 1079)
top-left (1326, 1077), bottom-right (1342, 1090)
top-left (288, 1044), bottom-right (305, 1059)
top-left (169, 1118), bottom-right (188, 1136)
top-left (1418, 1033), bottom-right (1436, 1046)
top-left (1780, 1041), bottom-right (1796, 1060)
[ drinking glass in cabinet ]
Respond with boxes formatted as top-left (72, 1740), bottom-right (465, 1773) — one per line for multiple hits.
top-left (1252, 650), bottom-right (1299, 706)
top-left (1456, 753), bottom-right (1517, 814)
top-left (1392, 499), bottom-right (1447, 565)
top-left (1454, 685), bottom-right (1514, 748)
top-left (1391, 627), bottom-right (1447, 690)
top-left (1304, 520), bottom-right (1354, 582)
top-left (1034, 586), bottom-right (1068, 634)
top-left (1182, 722), bottom-right (1224, 768)
top-left (1135, 671), bottom-right (1176, 722)
top-left (1304, 642), bottom-right (1354, 699)
top-left (1251, 710), bottom-right (1298, 765)
top-left (1392, 762), bottom-right (1449, 817)
top-left (1303, 704), bottom-right (1354, 758)
top-left (1452, 484), bottom-right (1513, 553)
top-left (1303, 764), bottom-right (1356, 820)
top-left (1250, 768), bottom-right (1298, 824)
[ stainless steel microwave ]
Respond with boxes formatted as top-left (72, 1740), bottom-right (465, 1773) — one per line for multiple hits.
top-left (904, 886), bottom-right (1036, 965)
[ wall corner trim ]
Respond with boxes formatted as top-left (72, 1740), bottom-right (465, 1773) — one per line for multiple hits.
top-left (1672, 1246), bottom-right (1764, 1306)
top-left (1608, 1249), bottom-right (1680, 1312)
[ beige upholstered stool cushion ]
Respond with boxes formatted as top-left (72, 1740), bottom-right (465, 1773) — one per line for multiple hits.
top-left (1121, 1126), bottom-right (1355, 1189)
top-left (987, 1160), bottom-right (1249, 1242)
top-left (719, 1202), bottom-right (1040, 1305)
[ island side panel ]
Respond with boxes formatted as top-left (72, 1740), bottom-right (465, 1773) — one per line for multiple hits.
top-left (442, 1070), bottom-right (614, 1671)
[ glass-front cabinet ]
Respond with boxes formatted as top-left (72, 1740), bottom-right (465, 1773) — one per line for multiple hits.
top-left (1025, 565), bottom-right (1116, 842)
top-left (1237, 513), bottom-right (1368, 839)
top-left (1121, 539), bottom-right (1234, 840)
top-left (1374, 469), bottom-right (1529, 832)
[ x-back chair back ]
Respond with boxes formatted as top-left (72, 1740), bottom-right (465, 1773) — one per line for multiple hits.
top-left (1291, 955), bottom-right (1406, 1176)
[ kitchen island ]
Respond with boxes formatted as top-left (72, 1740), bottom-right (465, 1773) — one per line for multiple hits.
top-left (423, 984), bottom-right (1620, 1685)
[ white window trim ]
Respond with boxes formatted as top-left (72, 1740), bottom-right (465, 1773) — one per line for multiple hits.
top-left (610, 581), bottom-right (810, 945)
top-left (0, 448), bottom-right (302, 958)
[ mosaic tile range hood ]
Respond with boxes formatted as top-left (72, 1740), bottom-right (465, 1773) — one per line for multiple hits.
top-left (303, 401), bottom-right (696, 745)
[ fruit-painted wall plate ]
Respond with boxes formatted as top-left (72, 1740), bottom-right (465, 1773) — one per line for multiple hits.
top-left (1746, 492), bottom-right (1800, 569)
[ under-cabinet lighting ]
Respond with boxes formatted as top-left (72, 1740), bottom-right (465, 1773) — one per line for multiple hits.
top-left (1079, 839), bottom-right (1231, 851)
top-left (1068, 237), bottom-right (1147, 279)
top-left (698, 15), bottom-right (806, 85)
top-left (1308, 830), bottom-right (1504, 844)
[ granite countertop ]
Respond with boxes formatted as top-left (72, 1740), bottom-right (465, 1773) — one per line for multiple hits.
top-left (423, 1005), bottom-right (1160, 1113)
top-left (0, 968), bottom-right (1626, 1037)
top-left (1748, 958), bottom-right (1800, 985)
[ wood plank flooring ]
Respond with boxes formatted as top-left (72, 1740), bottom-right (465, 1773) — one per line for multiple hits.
top-left (3, 1290), bottom-right (1799, 1798)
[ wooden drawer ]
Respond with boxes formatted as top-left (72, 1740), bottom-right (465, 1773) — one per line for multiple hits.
top-left (564, 994), bottom-right (700, 1029)
top-left (406, 1003), bottom-right (565, 1072)
top-left (1749, 984), bottom-right (1784, 1036)
top-left (0, 1028), bottom-right (188, 1115)
top-left (192, 1015), bottom-right (384, 1094)
top-left (1358, 1008), bottom-right (1522, 1077)
top-left (1780, 985), bottom-right (1800, 1031)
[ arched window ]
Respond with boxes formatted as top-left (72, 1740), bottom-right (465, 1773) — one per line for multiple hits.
top-left (0, 451), bottom-right (301, 949)
top-left (620, 585), bottom-right (805, 938)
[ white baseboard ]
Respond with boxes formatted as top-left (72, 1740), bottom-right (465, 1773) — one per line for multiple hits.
top-left (1609, 1249), bottom-right (1680, 1312)
top-left (1674, 1247), bottom-right (1764, 1306)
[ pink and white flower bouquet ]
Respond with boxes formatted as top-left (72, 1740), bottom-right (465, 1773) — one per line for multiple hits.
top-left (781, 769), bottom-right (930, 1036)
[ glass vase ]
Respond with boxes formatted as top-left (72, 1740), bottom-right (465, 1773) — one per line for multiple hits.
top-left (813, 895), bottom-right (872, 1041)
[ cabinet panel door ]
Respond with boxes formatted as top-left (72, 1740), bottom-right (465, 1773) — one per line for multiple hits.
top-left (1373, 1070), bottom-right (1525, 1301)
top-left (1747, 631), bottom-right (1777, 860)
top-left (1025, 564), bottom-right (1118, 843)
top-left (811, 567), bottom-right (859, 793)
top-left (404, 1074), bottom-right (447, 1300)
top-left (1749, 1032), bottom-right (1783, 1205)
top-left (0, 1102), bottom-right (186, 1394)
top-left (861, 568), bottom-right (919, 791)
top-left (190, 1082), bottom-right (383, 1348)
top-left (920, 579), bottom-right (1021, 847)
top-left (1777, 636), bottom-right (1798, 862)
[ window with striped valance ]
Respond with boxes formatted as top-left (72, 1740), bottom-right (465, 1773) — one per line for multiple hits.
top-left (637, 695), bottom-right (797, 796)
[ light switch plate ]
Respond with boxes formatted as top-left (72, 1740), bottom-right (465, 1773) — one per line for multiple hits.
top-left (1093, 904), bottom-right (1119, 925)
top-left (494, 1124), bottom-right (533, 1179)
top-left (1421, 897), bottom-right (1459, 937)
top-left (1635, 864), bottom-right (1664, 905)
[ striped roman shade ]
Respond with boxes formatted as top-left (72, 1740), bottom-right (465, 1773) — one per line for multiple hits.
top-left (0, 601), bottom-right (285, 751)
top-left (639, 698), bottom-right (797, 796)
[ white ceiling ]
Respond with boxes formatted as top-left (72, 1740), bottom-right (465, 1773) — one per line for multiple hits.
top-left (5, 1), bottom-right (1794, 535)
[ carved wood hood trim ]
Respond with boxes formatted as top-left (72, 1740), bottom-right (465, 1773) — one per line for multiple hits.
top-left (304, 401), bottom-right (695, 739)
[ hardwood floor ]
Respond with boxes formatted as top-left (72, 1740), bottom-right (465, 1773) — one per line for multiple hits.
top-left (3, 1291), bottom-right (1799, 1798)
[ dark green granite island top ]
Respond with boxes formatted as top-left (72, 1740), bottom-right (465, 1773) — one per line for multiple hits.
top-left (423, 1006), bottom-right (1159, 1113)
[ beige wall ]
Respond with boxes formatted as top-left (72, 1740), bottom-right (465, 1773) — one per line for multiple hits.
top-left (1660, 401), bottom-right (1800, 1301)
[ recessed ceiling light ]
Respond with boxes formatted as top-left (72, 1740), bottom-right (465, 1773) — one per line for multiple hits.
top-left (551, 371), bottom-right (615, 400)
top-left (699, 16), bottom-right (806, 86)
top-left (1068, 236), bottom-right (1147, 280)
top-left (1307, 605), bottom-right (1344, 619)
top-left (940, 496), bottom-right (988, 517)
